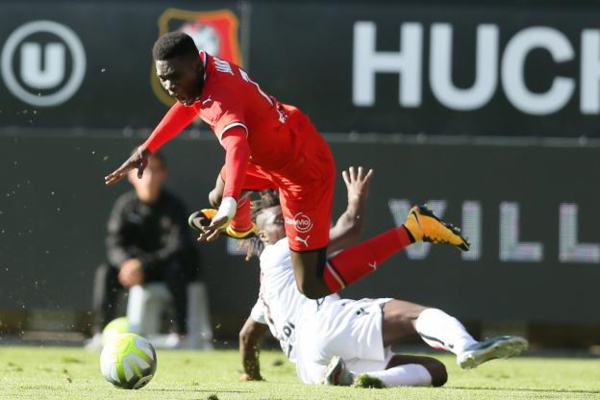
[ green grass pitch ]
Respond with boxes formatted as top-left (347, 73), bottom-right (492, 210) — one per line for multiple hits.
top-left (0, 346), bottom-right (599, 399)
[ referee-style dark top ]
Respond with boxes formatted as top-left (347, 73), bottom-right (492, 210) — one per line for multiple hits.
top-left (105, 189), bottom-right (201, 280)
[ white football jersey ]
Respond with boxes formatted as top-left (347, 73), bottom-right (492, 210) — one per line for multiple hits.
top-left (250, 238), bottom-right (339, 362)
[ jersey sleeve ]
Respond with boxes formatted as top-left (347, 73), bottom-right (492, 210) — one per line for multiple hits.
top-left (215, 107), bottom-right (248, 140)
top-left (220, 127), bottom-right (251, 199)
top-left (207, 90), bottom-right (248, 140)
top-left (143, 102), bottom-right (199, 153)
top-left (105, 194), bottom-right (134, 268)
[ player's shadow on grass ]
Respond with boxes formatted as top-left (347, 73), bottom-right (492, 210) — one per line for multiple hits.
top-left (148, 388), bottom-right (251, 393)
top-left (452, 386), bottom-right (599, 395)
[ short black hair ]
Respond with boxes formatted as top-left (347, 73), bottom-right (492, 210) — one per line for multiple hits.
top-left (239, 190), bottom-right (281, 260)
top-left (152, 32), bottom-right (198, 61)
top-left (251, 190), bottom-right (280, 221)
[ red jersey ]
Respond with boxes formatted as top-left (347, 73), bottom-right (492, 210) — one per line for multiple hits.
top-left (144, 52), bottom-right (336, 251)
top-left (145, 52), bottom-right (302, 171)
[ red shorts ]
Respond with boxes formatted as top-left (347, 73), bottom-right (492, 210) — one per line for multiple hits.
top-left (276, 134), bottom-right (335, 252)
top-left (272, 108), bottom-right (335, 251)
top-left (232, 110), bottom-right (336, 251)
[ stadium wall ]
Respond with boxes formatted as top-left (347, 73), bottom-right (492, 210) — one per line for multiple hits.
top-left (0, 1), bottom-right (599, 346)
top-left (1, 133), bottom-right (599, 344)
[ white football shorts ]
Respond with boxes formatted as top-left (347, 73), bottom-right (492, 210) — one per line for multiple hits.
top-left (294, 297), bottom-right (393, 384)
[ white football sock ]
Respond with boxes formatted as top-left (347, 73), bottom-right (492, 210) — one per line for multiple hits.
top-left (364, 364), bottom-right (432, 387)
top-left (414, 308), bottom-right (478, 355)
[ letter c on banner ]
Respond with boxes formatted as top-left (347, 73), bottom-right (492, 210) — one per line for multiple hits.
top-left (501, 26), bottom-right (575, 115)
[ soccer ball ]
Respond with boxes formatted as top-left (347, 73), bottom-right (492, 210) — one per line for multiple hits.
top-left (102, 317), bottom-right (131, 345)
top-left (100, 333), bottom-right (157, 389)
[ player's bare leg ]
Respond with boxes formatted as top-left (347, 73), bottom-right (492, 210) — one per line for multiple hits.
top-left (290, 248), bottom-right (331, 299)
top-left (381, 300), bottom-right (427, 345)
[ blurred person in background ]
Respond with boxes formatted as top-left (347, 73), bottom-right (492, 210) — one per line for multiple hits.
top-left (86, 151), bottom-right (202, 349)
top-left (104, 32), bottom-right (469, 305)
top-left (237, 167), bottom-right (528, 388)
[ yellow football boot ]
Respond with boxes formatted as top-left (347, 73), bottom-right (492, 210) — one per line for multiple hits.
top-left (188, 209), bottom-right (258, 239)
top-left (404, 205), bottom-right (470, 251)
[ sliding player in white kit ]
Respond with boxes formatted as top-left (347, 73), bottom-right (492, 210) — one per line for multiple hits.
top-left (238, 167), bottom-right (528, 388)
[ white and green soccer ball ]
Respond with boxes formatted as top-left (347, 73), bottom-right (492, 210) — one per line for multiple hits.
top-left (100, 333), bottom-right (157, 389)
top-left (102, 317), bottom-right (131, 346)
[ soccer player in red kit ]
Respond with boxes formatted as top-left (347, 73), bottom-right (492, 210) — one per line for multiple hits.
top-left (105, 32), bottom-right (470, 299)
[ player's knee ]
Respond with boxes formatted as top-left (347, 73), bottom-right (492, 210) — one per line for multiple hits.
top-left (296, 282), bottom-right (319, 299)
top-left (238, 329), bottom-right (249, 344)
top-left (423, 358), bottom-right (448, 387)
top-left (296, 279), bottom-right (328, 300)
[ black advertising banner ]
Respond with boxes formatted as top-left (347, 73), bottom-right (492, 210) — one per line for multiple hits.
top-left (1, 135), bottom-right (598, 325)
top-left (332, 141), bottom-right (600, 324)
top-left (249, 3), bottom-right (600, 137)
top-left (1, 2), bottom-right (600, 137)
top-left (0, 2), bottom-right (244, 129)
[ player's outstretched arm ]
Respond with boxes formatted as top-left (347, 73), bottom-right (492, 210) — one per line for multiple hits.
top-left (105, 101), bottom-right (199, 185)
top-left (239, 316), bottom-right (268, 381)
top-left (104, 147), bottom-right (151, 185)
top-left (327, 166), bottom-right (373, 254)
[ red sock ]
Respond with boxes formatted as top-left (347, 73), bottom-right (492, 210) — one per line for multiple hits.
top-left (229, 196), bottom-right (252, 231)
top-left (323, 226), bottom-right (413, 292)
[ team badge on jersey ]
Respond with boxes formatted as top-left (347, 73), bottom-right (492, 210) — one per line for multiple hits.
top-left (151, 8), bottom-right (243, 106)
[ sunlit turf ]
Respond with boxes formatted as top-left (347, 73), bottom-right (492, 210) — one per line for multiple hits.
top-left (0, 346), bottom-right (599, 399)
